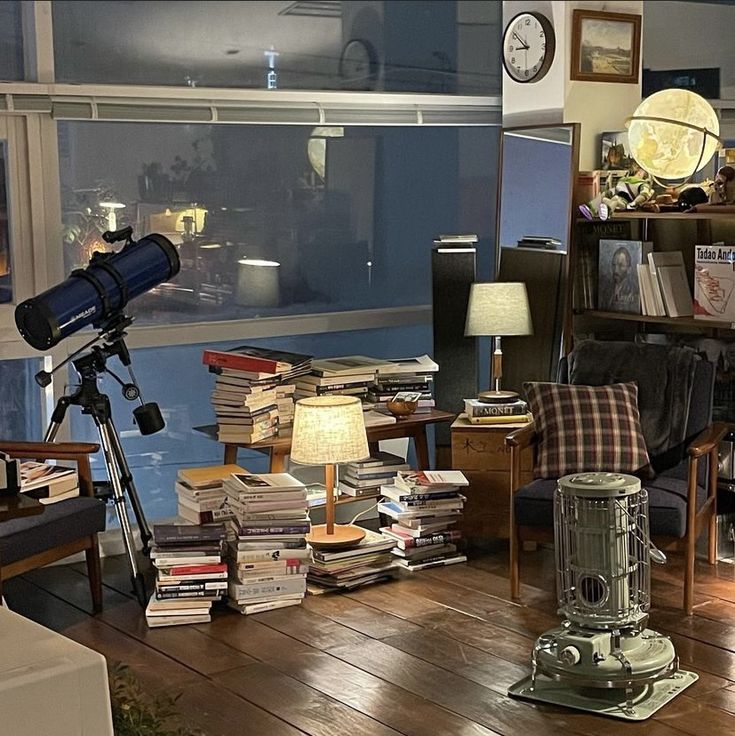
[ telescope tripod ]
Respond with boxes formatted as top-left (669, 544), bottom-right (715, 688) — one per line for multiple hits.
top-left (41, 323), bottom-right (158, 608)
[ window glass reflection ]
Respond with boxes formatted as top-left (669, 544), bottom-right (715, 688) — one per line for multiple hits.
top-left (52, 0), bottom-right (500, 95)
top-left (59, 122), bottom-right (499, 325)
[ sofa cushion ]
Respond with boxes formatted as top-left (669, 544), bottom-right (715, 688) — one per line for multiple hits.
top-left (514, 463), bottom-right (703, 538)
top-left (524, 381), bottom-right (650, 479)
top-left (0, 496), bottom-right (106, 566)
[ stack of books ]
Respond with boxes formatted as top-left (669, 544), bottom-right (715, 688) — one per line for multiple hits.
top-left (379, 470), bottom-right (468, 571)
top-left (203, 345), bottom-right (312, 443)
top-left (223, 472), bottom-right (310, 614)
top-left (463, 397), bottom-right (532, 425)
top-left (307, 528), bottom-right (397, 592)
top-left (146, 523), bottom-right (228, 627)
top-left (18, 461), bottom-right (79, 504)
top-left (175, 463), bottom-right (245, 525)
top-left (293, 355), bottom-right (390, 403)
top-left (338, 451), bottom-right (410, 499)
top-left (275, 383), bottom-right (296, 428)
top-left (366, 355), bottom-right (439, 414)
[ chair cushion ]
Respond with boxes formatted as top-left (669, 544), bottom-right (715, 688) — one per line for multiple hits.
top-left (524, 381), bottom-right (650, 479)
top-left (0, 496), bottom-right (106, 566)
top-left (514, 463), bottom-right (704, 538)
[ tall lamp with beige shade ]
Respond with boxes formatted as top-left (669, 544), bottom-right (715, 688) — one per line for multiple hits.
top-left (465, 282), bottom-right (533, 403)
top-left (291, 395), bottom-right (370, 549)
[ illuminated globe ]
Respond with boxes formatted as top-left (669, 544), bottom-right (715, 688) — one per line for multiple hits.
top-left (627, 89), bottom-right (720, 182)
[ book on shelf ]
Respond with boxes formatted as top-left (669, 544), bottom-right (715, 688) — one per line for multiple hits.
top-left (228, 472), bottom-right (305, 492)
top-left (463, 398), bottom-right (527, 417)
top-left (396, 470), bottom-right (469, 488)
top-left (648, 251), bottom-right (692, 317)
top-left (362, 410), bottom-right (398, 427)
top-left (152, 523), bottom-right (227, 546)
top-left (177, 505), bottom-right (232, 525)
top-left (309, 355), bottom-right (393, 377)
top-left (377, 354), bottom-right (439, 376)
top-left (597, 239), bottom-right (653, 314)
top-left (694, 243), bottom-right (735, 322)
top-left (380, 527), bottom-right (462, 549)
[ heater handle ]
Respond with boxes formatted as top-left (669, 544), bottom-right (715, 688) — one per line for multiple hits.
top-left (649, 545), bottom-right (667, 564)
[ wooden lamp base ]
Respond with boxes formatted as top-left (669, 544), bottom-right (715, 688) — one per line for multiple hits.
top-left (477, 389), bottom-right (519, 404)
top-left (306, 523), bottom-right (366, 550)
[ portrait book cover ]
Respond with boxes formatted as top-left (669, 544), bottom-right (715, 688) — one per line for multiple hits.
top-left (597, 239), bottom-right (653, 314)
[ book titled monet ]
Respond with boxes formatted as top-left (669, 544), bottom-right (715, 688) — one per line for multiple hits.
top-left (597, 239), bottom-right (653, 314)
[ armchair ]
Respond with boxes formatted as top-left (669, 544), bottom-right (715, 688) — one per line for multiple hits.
top-left (0, 441), bottom-right (106, 613)
top-left (506, 340), bottom-right (728, 615)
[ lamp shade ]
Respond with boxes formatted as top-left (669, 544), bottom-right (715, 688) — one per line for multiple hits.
top-left (627, 89), bottom-right (720, 181)
top-left (290, 395), bottom-right (370, 466)
top-left (464, 282), bottom-right (533, 337)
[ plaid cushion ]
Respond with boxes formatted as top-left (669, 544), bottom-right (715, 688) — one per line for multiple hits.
top-left (524, 381), bottom-right (650, 479)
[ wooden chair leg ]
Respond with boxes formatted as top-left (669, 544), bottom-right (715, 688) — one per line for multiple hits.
top-left (85, 535), bottom-right (103, 614)
top-left (708, 448), bottom-right (718, 565)
top-left (510, 525), bottom-right (521, 600)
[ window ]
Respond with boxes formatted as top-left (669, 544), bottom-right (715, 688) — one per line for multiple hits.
top-left (0, 1), bottom-right (23, 82)
top-left (59, 122), bottom-right (499, 325)
top-left (0, 359), bottom-right (43, 441)
top-left (52, 0), bottom-right (500, 95)
top-left (0, 143), bottom-right (10, 304)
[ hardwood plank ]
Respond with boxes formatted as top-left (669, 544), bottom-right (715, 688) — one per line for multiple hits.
top-left (302, 593), bottom-right (422, 639)
top-left (214, 661), bottom-right (403, 736)
top-left (326, 637), bottom-right (687, 736)
top-left (202, 611), bottom-right (499, 736)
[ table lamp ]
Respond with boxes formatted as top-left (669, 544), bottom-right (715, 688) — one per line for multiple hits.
top-left (290, 395), bottom-right (370, 550)
top-left (464, 281), bottom-right (533, 403)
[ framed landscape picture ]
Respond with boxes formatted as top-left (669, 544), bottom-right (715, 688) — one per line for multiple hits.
top-left (571, 9), bottom-right (641, 84)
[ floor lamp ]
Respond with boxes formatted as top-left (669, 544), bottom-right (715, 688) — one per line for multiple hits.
top-left (465, 281), bottom-right (533, 403)
top-left (291, 395), bottom-right (370, 550)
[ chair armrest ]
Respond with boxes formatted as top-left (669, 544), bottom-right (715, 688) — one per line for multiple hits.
top-left (0, 441), bottom-right (100, 498)
top-left (505, 423), bottom-right (538, 450)
top-left (687, 422), bottom-right (730, 459)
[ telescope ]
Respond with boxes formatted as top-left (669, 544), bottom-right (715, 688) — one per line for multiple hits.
top-left (15, 226), bottom-right (180, 350)
top-left (13, 227), bottom-right (180, 607)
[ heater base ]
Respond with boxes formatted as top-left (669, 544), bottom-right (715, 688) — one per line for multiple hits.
top-left (508, 669), bottom-right (698, 721)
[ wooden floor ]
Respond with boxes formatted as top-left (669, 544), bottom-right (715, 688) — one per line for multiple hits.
top-left (6, 545), bottom-right (735, 736)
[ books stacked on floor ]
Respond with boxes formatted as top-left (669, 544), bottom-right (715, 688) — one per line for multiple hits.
top-left (379, 470), bottom-right (468, 571)
top-left (18, 461), bottom-right (79, 504)
top-left (463, 397), bottom-right (532, 425)
top-left (338, 451), bottom-right (410, 499)
top-left (175, 463), bottom-right (245, 525)
top-left (293, 355), bottom-right (391, 403)
top-left (147, 523), bottom-right (228, 627)
top-left (223, 471), bottom-right (310, 614)
top-left (366, 354), bottom-right (439, 414)
top-left (307, 528), bottom-right (397, 592)
top-left (203, 345), bottom-right (313, 443)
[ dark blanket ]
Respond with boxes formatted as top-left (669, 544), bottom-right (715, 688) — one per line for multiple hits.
top-left (567, 340), bottom-right (698, 462)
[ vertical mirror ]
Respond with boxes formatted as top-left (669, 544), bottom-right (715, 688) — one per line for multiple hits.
top-left (495, 123), bottom-right (580, 394)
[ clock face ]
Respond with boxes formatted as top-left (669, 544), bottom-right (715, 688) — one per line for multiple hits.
top-left (339, 39), bottom-right (379, 90)
top-left (503, 12), bottom-right (555, 83)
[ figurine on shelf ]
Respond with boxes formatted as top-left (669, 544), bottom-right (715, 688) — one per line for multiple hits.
top-left (579, 168), bottom-right (655, 221)
top-left (708, 165), bottom-right (735, 205)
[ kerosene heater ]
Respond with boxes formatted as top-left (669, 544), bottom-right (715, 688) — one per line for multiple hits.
top-left (508, 472), bottom-right (697, 720)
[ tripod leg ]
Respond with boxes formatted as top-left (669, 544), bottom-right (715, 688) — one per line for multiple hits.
top-left (96, 421), bottom-right (147, 607)
top-left (44, 398), bottom-right (71, 442)
top-left (106, 417), bottom-right (152, 556)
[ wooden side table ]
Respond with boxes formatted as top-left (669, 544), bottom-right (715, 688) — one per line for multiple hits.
top-left (451, 415), bottom-right (534, 547)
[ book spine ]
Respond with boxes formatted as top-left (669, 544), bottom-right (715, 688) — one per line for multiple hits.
top-left (390, 491), bottom-right (460, 502)
top-left (229, 580), bottom-right (307, 598)
top-left (168, 563), bottom-right (226, 576)
top-left (406, 531), bottom-right (462, 548)
top-left (178, 507), bottom-right (233, 524)
top-left (235, 525), bottom-right (310, 536)
top-left (203, 349), bottom-right (279, 373)
top-left (155, 590), bottom-right (222, 600)
top-left (466, 403), bottom-right (527, 417)
top-left (232, 549), bottom-right (312, 562)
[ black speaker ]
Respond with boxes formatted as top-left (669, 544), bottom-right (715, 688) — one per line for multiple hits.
top-left (431, 240), bottom-right (477, 446)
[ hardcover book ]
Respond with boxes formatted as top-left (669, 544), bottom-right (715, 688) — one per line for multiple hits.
top-left (597, 239), bottom-right (653, 314)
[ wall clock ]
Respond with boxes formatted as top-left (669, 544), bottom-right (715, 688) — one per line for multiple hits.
top-left (339, 38), bottom-right (379, 90)
top-left (502, 11), bottom-right (555, 84)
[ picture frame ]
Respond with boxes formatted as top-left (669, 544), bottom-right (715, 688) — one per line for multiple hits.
top-left (570, 9), bottom-right (641, 84)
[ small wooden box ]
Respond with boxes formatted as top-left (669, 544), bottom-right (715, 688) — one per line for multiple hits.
top-left (451, 416), bottom-right (534, 543)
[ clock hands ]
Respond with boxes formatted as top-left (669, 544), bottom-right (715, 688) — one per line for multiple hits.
top-left (512, 30), bottom-right (530, 50)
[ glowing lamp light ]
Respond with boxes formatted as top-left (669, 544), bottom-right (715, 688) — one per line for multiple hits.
top-left (626, 89), bottom-right (721, 184)
top-left (98, 201), bottom-right (125, 231)
top-left (237, 259), bottom-right (280, 267)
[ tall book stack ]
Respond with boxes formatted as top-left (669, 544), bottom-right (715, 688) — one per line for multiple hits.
top-left (223, 472), bottom-right (310, 614)
top-left (366, 355), bottom-right (439, 414)
top-left (307, 528), bottom-right (397, 592)
top-left (146, 523), bottom-right (228, 628)
top-left (276, 383), bottom-right (296, 428)
top-left (463, 398), bottom-right (532, 426)
top-left (379, 470), bottom-right (468, 571)
top-left (175, 463), bottom-right (245, 525)
top-left (202, 345), bottom-right (312, 443)
top-left (293, 355), bottom-right (390, 403)
top-left (338, 451), bottom-right (410, 499)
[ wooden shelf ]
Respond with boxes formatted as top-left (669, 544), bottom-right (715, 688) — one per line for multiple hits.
top-left (579, 309), bottom-right (735, 331)
top-left (610, 210), bottom-right (735, 221)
